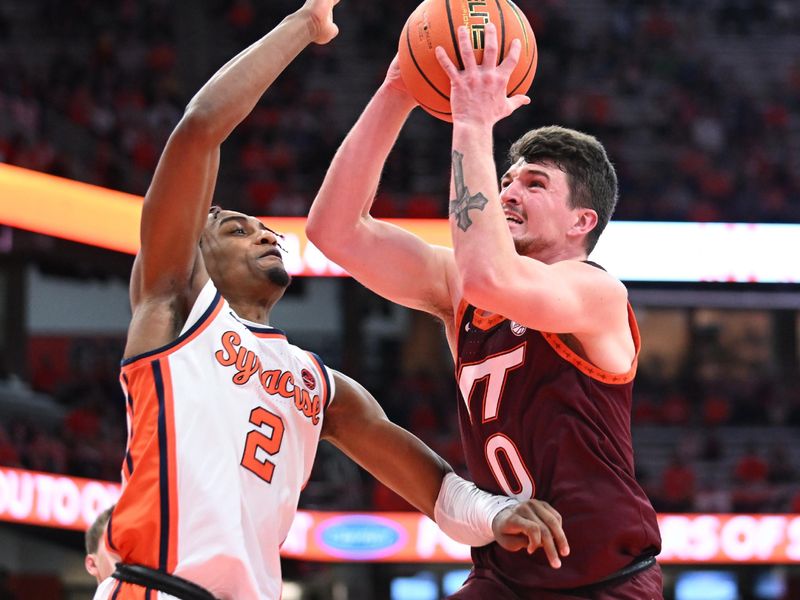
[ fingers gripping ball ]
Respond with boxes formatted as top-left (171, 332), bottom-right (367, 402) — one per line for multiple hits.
top-left (398, 0), bottom-right (537, 122)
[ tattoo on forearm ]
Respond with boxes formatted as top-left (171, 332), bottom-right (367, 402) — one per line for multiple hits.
top-left (449, 150), bottom-right (488, 232)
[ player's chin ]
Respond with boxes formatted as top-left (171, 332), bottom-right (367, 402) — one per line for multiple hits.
top-left (266, 265), bottom-right (292, 288)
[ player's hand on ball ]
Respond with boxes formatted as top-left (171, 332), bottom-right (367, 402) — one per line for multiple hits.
top-left (301, 0), bottom-right (340, 44)
top-left (385, 55), bottom-right (407, 93)
top-left (435, 22), bottom-right (530, 127)
top-left (384, 55), bottom-right (415, 101)
top-left (491, 499), bottom-right (570, 569)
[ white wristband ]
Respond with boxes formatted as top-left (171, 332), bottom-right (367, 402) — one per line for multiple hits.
top-left (434, 472), bottom-right (519, 547)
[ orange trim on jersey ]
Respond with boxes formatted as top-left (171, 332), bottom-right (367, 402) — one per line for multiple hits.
top-left (541, 304), bottom-right (640, 384)
top-left (108, 581), bottom-right (148, 599)
top-left (455, 299), bottom-right (469, 334)
top-left (121, 294), bottom-right (224, 369)
top-left (454, 299), bottom-right (469, 361)
top-left (120, 374), bottom-right (134, 483)
top-left (454, 299), bottom-right (506, 339)
top-left (305, 352), bottom-right (331, 410)
top-left (159, 358), bottom-right (180, 573)
top-left (108, 358), bottom-right (180, 572)
top-left (471, 308), bottom-right (505, 330)
top-left (109, 364), bottom-right (164, 568)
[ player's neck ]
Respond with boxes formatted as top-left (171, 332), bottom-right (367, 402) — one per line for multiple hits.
top-left (529, 245), bottom-right (588, 265)
top-left (226, 298), bottom-right (276, 327)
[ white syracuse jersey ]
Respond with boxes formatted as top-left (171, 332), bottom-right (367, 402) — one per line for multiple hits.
top-left (99, 280), bottom-right (334, 599)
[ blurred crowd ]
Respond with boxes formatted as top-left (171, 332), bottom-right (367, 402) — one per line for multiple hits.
top-left (0, 338), bottom-right (126, 483)
top-left (0, 0), bottom-right (798, 220)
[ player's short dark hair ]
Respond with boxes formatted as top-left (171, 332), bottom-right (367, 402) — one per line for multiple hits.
top-left (85, 505), bottom-right (115, 554)
top-left (508, 126), bottom-right (618, 254)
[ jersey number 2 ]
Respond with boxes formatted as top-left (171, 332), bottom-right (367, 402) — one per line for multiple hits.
top-left (458, 345), bottom-right (535, 500)
top-left (241, 406), bottom-right (285, 483)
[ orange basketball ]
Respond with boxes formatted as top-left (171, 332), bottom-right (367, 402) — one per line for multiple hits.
top-left (398, 0), bottom-right (537, 122)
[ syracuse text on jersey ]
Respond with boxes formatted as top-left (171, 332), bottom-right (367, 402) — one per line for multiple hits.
top-left (214, 330), bottom-right (322, 425)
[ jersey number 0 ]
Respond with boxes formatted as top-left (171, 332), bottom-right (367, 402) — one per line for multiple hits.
top-left (458, 344), bottom-right (536, 500)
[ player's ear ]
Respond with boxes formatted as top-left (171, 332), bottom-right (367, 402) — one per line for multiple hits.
top-left (85, 553), bottom-right (99, 577)
top-left (570, 208), bottom-right (598, 237)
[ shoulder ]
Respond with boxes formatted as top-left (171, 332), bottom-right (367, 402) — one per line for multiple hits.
top-left (555, 259), bottom-right (628, 298)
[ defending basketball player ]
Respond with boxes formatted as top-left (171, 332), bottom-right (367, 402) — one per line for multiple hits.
top-left (308, 20), bottom-right (662, 600)
top-left (95, 4), bottom-right (567, 599)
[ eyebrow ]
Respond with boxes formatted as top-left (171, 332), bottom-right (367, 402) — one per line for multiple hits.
top-left (501, 167), bottom-right (552, 181)
top-left (218, 215), bottom-right (267, 230)
top-left (217, 215), bottom-right (284, 239)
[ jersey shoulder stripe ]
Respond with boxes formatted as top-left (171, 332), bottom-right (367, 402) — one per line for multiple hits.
top-left (306, 351), bottom-right (334, 408)
top-left (540, 303), bottom-right (640, 384)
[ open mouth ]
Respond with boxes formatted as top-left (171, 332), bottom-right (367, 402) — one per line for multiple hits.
top-left (505, 213), bottom-right (523, 224)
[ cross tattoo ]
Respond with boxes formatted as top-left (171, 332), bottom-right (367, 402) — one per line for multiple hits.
top-left (449, 150), bottom-right (488, 232)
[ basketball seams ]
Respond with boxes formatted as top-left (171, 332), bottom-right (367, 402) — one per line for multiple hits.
top-left (405, 23), bottom-right (451, 103)
top-left (494, 0), bottom-right (506, 63)
top-left (505, 0), bottom-right (530, 52)
top-left (509, 55), bottom-right (535, 95)
top-left (445, 0), bottom-right (465, 70)
top-left (504, 0), bottom-right (535, 94)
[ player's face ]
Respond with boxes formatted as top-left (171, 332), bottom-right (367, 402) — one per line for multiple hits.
top-left (201, 210), bottom-right (291, 292)
top-left (499, 159), bottom-right (580, 260)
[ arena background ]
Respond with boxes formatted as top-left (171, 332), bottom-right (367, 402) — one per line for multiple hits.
top-left (1, 0), bottom-right (799, 598)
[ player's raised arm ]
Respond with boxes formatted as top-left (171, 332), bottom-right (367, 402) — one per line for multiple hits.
top-left (131, 0), bottom-right (340, 311)
top-left (306, 58), bottom-right (457, 319)
top-left (435, 25), bottom-right (629, 342)
top-left (321, 370), bottom-right (569, 565)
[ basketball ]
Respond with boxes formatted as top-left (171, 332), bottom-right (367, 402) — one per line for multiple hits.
top-left (398, 0), bottom-right (538, 122)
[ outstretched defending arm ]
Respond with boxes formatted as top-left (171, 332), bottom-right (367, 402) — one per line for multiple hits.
top-left (322, 370), bottom-right (569, 566)
top-left (307, 59), bottom-right (458, 319)
top-left (125, 1), bottom-right (340, 356)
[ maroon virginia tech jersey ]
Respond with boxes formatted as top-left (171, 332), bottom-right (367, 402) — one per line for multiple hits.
top-left (455, 299), bottom-right (660, 592)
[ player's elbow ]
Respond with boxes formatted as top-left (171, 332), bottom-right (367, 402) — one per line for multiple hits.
top-left (305, 213), bottom-right (339, 259)
top-left (304, 210), bottom-right (327, 247)
top-left (172, 107), bottom-right (222, 147)
top-left (306, 206), bottom-right (362, 262)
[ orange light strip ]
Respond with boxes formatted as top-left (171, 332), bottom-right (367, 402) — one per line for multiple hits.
top-left (0, 164), bottom-right (450, 271)
top-left (8, 164), bottom-right (799, 283)
top-left (0, 163), bottom-right (143, 255)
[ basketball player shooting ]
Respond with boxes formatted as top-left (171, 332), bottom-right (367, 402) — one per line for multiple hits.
top-left (93, 3), bottom-right (566, 600)
top-left (308, 16), bottom-right (663, 600)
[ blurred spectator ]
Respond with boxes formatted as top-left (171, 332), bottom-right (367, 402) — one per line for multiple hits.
top-left (767, 445), bottom-right (796, 484)
top-left (735, 443), bottom-right (769, 484)
top-left (658, 453), bottom-right (696, 512)
top-left (0, 425), bottom-right (20, 467)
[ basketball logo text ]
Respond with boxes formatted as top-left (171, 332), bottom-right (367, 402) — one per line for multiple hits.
top-left (463, 1), bottom-right (489, 49)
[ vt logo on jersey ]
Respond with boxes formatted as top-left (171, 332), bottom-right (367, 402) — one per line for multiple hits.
top-left (214, 331), bottom-right (321, 425)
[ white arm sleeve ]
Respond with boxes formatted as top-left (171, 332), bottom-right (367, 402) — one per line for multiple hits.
top-left (434, 472), bottom-right (518, 547)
